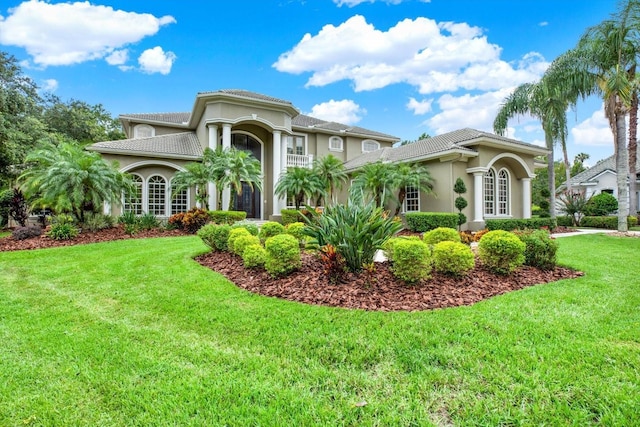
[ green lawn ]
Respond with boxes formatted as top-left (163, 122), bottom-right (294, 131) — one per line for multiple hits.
top-left (0, 234), bottom-right (638, 426)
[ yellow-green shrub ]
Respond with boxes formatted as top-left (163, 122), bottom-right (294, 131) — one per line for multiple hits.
top-left (265, 234), bottom-right (301, 277)
top-left (259, 221), bottom-right (285, 243)
top-left (285, 221), bottom-right (306, 245)
top-left (233, 234), bottom-right (261, 257)
top-left (197, 223), bottom-right (232, 251)
top-left (227, 227), bottom-right (251, 254)
top-left (383, 236), bottom-right (421, 262)
top-left (478, 230), bottom-right (525, 275)
top-left (423, 227), bottom-right (461, 245)
top-left (391, 239), bottom-right (432, 284)
top-left (432, 241), bottom-right (475, 276)
top-left (242, 244), bottom-right (267, 268)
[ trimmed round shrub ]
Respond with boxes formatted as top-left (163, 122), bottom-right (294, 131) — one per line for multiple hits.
top-left (516, 229), bottom-right (558, 270)
top-left (197, 223), bottom-right (232, 251)
top-left (478, 230), bottom-right (525, 275)
top-left (285, 221), bottom-right (306, 244)
top-left (233, 234), bottom-right (261, 256)
top-left (264, 234), bottom-right (301, 277)
top-left (12, 225), bottom-right (43, 240)
top-left (232, 222), bottom-right (259, 236)
top-left (584, 192), bottom-right (618, 216)
top-left (383, 236), bottom-right (421, 262)
top-left (423, 227), bottom-right (461, 245)
top-left (259, 221), bottom-right (285, 243)
top-left (432, 241), bottom-right (475, 276)
top-left (227, 227), bottom-right (251, 254)
top-left (48, 223), bottom-right (79, 240)
top-left (242, 244), bottom-right (267, 268)
top-left (390, 239), bottom-right (432, 284)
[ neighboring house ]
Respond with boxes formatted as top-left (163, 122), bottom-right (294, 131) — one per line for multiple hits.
top-left (557, 154), bottom-right (640, 214)
top-left (89, 90), bottom-right (548, 229)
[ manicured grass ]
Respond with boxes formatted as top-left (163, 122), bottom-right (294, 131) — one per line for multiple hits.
top-left (0, 230), bottom-right (9, 238)
top-left (0, 234), bottom-right (638, 425)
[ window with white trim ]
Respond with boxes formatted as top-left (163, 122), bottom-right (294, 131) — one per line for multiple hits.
top-left (286, 135), bottom-right (305, 155)
top-left (170, 180), bottom-right (188, 215)
top-left (134, 124), bottom-right (155, 139)
top-left (362, 139), bottom-right (380, 153)
top-left (148, 175), bottom-right (166, 216)
top-left (484, 168), bottom-right (511, 216)
top-left (329, 136), bottom-right (343, 152)
top-left (123, 174), bottom-right (143, 214)
top-left (403, 186), bottom-right (420, 212)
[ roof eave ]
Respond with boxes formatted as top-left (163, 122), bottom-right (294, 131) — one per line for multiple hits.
top-left (458, 137), bottom-right (549, 155)
top-left (88, 146), bottom-right (201, 161)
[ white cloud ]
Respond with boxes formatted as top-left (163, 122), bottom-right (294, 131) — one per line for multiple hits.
top-left (105, 49), bottom-right (129, 66)
top-left (571, 108), bottom-right (614, 146)
top-left (308, 99), bottom-right (366, 124)
top-left (333, 0), bottom-right (422, 6)
top-left (0, 0), bottom-right (175, 67)
top-left (539, 21), bottom-right (549, 27)
top-left (138, 46), bottom-right (176, 75)
top-left (406, 97), bottom-right (433, 115)
top-left (41, 78), bottom-right (58, 92)
top-left (274, 15), bottom-right (547, 93)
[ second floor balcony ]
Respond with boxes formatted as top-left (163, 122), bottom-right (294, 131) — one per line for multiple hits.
top-left (286, 153), bottom-right (314, 168)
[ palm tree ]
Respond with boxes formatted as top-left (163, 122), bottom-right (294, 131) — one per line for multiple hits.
top-left (275, 166), bottom-right (324, 210)
top-left (224, 148), bottom-right (262, 211)
top-left (349, 161), bottom-right (396, 208)
top-left (171, 161), bottom-right (211, 209)
top-left (494, 80), bottom-right (569, 217)
top-left (392, 163), bottom-right (435, 216)
top-left (313, 154), bottom-right (347, 206)
top-left (19, 142), bottom-right (133, 222)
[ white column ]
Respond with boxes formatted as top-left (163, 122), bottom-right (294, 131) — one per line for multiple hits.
top-left (473, 172), bottom-right (484, 222)
top-left (103, 201), bottom-right (111, 215)
top-left (221, 124), bottom-right (232, 210)
top-left (272, 131), bottom-right (282, 216)
top-left (207, 124), bottom-right (218, 210)
top-left (279, 134), bottom-right (288, 212)
top-left (521, 177), bottom-right (531, 219)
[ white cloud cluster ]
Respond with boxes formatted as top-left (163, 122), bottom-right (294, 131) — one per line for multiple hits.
top-left (138, 46), bottom-right (177, 75)
top-left (0, 0), bottom-right (176, 74)
top-left (308, 99), bottom-right (366, 124)
top-left (571, 108), bottom-right (614, 146)
top-left (41, 78), bottom-right (58, 92)
top-left (274, 15), bottom-right (547, 94)
top-left (334, 0), bottom-right (430, 6)
top-left (406, 97), bottom-right (433, 115)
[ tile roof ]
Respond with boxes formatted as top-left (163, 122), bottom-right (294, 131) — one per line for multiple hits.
top-left (559, 154), bottom-right (640, 190)
top-left (292, 113), bottom-right (398, 140)
top-left (89, 132), bottom-right (202, 159)
top-left (198, 89), bottom-right (295, 106)
top-left (120, 112), bottom-right (191, 124)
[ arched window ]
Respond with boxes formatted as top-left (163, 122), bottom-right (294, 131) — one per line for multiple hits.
top-left (362, 139), bottom-right (380, 153)
top-left (483, 169), bottom-right (495, 215)
top-left (170, 180), bottom-right (188, 214)
top-left (148, 175), bottom-right (166, 216)
top-left (123, 174), bottom-right (143, 214)
top-left (484, 168), bottom-right (511, 216)
top-left (329, 136), bottom-right (343, 152)
top-left (134, 124), bottom-right (155, 139)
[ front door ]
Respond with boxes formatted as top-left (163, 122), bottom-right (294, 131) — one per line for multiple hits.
top-left (231, 133), bottom-right (261, 219)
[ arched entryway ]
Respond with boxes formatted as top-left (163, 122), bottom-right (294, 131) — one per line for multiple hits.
top-left (231, 133), bottom-right (262, 219)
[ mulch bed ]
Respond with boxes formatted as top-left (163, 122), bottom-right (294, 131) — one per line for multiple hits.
top-left (195, 251), bottom-right (584, 312)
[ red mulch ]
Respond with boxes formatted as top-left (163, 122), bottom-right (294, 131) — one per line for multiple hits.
top-left (1, 226), bottom-right (585, 312)
top-left (195, 251), bottom-right (584, 312)
top-left (0, 225), bottom-right (189, 252)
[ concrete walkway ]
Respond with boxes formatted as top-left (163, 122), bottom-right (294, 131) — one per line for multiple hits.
top-left (551, 228), bottom-right (640, 238)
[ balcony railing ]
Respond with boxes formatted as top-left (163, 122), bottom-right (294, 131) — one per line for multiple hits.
top-left (286, 154), bottom-right (314, 168)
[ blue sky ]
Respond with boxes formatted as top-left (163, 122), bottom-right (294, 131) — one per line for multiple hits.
top-left (0, 0), bottom-right (620, 165)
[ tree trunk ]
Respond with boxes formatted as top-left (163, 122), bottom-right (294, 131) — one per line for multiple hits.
top-left (615, 111), bottom-right (629, 232)
top-left (394, 188), bottom-right (406, 217)
top-left (545, 130), bottom-right (556, 218)
top-left (562, 136), bottom-right (571, 192)
top-left (629, 92), bottom-right (638, 218)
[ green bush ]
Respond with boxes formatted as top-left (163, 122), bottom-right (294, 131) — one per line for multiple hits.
top-left (580, 216), bottom-right (638, 229)
top-left (118, 211), bottom-right (138, 226)
top-left (423, 227), bottom-right (461, 245)
top-left (51, 214), bottom-right (75, 226)
top-left (259, 221), bottom-right (285, 243)
top-left (197, 223), bottom-right (232, 251)
top-left (11, 225), bottom-right (43, 240)
top-left (556, 216), bottom-right (573, 227)
top-left (304, 202), bottom-right (403, 273)
top-left (285, 222), bottom-right (306, 244)
top-left (584, 192), bottom-right (618, 216)
top-left (227, 228), bottom-right (252, 254)
top-left (383, 236), bottom-right (421, 262)
top-left (390, 239), bottom-right (432, 284)
top-left (485, 218), bottom-right (557, 231)
top-left (209, 210), bottom-right (247, 225)
top-left (233, 234), bottom-right (261, 257)
top-left (405, 212), bottom-right (458, 232)
top-left (138, 213), bottom-right (159, 230)
top-left (242, 244), bottom-right (267, 269)
top-left (48, 223), bottom-right (79, 240)
top-left (232, 221), bottom-right (259, 236)
top-left (82, 212), bottom-right (115, 232)
top-left (281, 209), bottom-right (306, 225)
top-left (432, 241), bottom-right (475, 276)
top-left (264, 234), bottom-right (301, 277)
top-left (478, 230), bottom-right (525, 275)
top-left (516, 229), bottom-right (558, 270)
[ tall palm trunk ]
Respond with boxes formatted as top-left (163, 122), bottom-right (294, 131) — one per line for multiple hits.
top-left (615, 109), bottom-right (630, 232)
top-left (544, 129), bottom-right (556, 218)
top-left (561, 133), bottom-right (571, 192)
top-left (629, 92), bottom-right (638, 218)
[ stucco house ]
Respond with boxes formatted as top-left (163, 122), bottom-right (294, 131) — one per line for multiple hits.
top-left (89, 89), bottom-right (548, 230)
top-left (558, 154), bottom-right (640, 214)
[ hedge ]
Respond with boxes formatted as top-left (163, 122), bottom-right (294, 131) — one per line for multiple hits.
top-left (556, 216), bottom-right (573, 227)
top-left (281, 209), bottom-right (303, 225)
top-left (485, 217), bottom-right (557, 231)
top-left (405, 212), bottom-right (458, 232)
top-left (580, 216), bottom-right (638, 229)
top-left (209, 210), bottom-right (247, 225)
